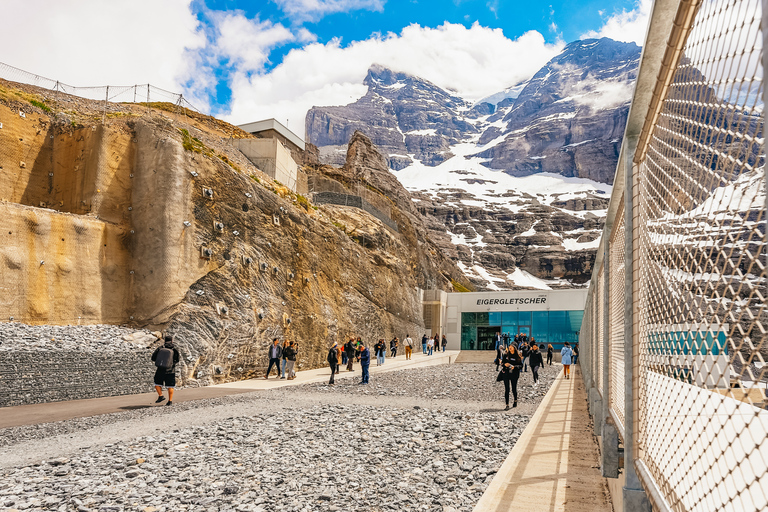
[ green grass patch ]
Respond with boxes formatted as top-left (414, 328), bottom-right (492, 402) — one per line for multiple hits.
top-left (332, 221), bottom-right (347, 233)
top-left (29, 99), bottom-right (51, 113)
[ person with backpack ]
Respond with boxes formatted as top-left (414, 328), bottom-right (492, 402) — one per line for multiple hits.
top-left (151, 335), bottom-right (180, 406)
top-left (529, 344), bottom-right (544, 386)
top-left (561, 342), bottom-right (574, 379)
top-left (359, 341), bottom-right (371, 384)
top-left (327, 341), bottom-right (339, 385)
top-left (284, 340), bottom-right (298, 380)
top-left (345, 338), bottom-right (356, 371)
top-left (390, 337), bottom-right (399, 358)
top-left (265, 338), bottom-right (283, 379)
top-left (374, 339), bottom-right (386, 366)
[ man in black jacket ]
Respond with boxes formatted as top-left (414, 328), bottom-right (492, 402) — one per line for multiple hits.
top-left (265, 338), bottom-right (283, 379)
top-left (327, 342), bottom-right (339, 384)
top-left (345, 338), bottom-right (356, 371)
top-left (151, 335), bottom-right (180, 406)
top-left (529, 344), bottom-right (544, 385)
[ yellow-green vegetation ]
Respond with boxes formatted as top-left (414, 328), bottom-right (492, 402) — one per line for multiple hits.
top-left (296, 194), bottom-right (310, 211)
top-left (332, 221), bottom-right (347, 233)
top-left (249, 175), bottom-right (261, 183)
top-left (451, 279), bottom-right (472, 293)
top-left (179, 128), bottom-right (240, 172)
top-left (29, 99), bottom-right (51, 113)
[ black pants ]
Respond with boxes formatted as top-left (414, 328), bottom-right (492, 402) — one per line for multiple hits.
top-left (329, 364), bottom-right (337, 384)
top-left (547, 353), bottom-right (553, 365)
top-left (266, 357), bottom-right (280, 377)
top-left (532, 365), bottom-right (540, 383)
top-left (503, 369), bottom-right (520, 405)
top-left (390, 348), bottom-right (397, 358)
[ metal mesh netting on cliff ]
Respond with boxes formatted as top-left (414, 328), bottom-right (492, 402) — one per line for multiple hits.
top-left (0, 61), bottom-right (201, 115)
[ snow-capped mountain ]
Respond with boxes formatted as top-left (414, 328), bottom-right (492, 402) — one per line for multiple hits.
top-left (305, 38), bottom-right (641, 291)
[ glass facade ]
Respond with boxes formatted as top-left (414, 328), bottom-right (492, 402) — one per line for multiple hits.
top-left (461, 310), bottom-right (584, 350)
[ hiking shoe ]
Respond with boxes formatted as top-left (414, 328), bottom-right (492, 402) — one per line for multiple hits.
top-left (155, 396), bottom-right (166, 404)
top-left (166, 401), bottom-right (173, 406)
top-left (504, 405), bottom-right (510, 411)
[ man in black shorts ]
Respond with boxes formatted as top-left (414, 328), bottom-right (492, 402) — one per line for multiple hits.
top-left (151, 335), bottom-right (180, 405)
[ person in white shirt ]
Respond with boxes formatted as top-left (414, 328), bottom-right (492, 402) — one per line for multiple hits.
top-left (403, 335), bottom-right (414, 360)
top-left (427, 336), bottom-right (435, 356)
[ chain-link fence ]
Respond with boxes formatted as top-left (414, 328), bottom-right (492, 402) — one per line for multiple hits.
top-left (581, 0), bottom-right (767, 510)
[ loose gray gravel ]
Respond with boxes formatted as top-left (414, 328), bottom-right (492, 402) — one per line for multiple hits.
top-left (0, 323), bottom-right (157, 352)
top-left (0, 363), bottom-right (558, 512)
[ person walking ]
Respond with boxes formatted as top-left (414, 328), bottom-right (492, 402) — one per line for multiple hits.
top-left (427, 336), bottom-right (434, 355)
top-left (573, 343), bottom-right (579, 365)
top-left (441, 335), bottom-right (447, 353)
top-left (265, 338), bottom-right (283, 379)
top-left (284, 340), bottom-right (298, 380)
top-left (547, 344), bottom-right (554, 365)
top-left (495, 343), bottom-right (505, 371)
top-left (422, 334), bottom-right (428, 354)
top-left (327, 341), bottom-right (339, 385)
top-left (561, 342), bottom-right (573, 379)
top-left (359, 342), bottom-right (371, 384)
top-left (374, 339), bottom-right (386, 366)
top-left (390, 337), bottom-right (399, 358)
top-left (341, 341), bottom-right (348, 368)
top-left (494, 332), bottom-right (502, 351)
top-left (345, 338), bottom-right (356, 371)
top-left (403, 335), bottom-right (414, 360)
top-left (280, 339), bottom-right (289, 379)
top-left (521, 341), bottom-right (530, 372)
top-left (529, 344), bottom-right (544, 386)
top-left (497, 345), bottom-right (523, 410)
top-left (151, 335), bottom-right (180, 406)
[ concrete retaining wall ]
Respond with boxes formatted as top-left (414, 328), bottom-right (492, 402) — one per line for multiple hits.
top-left (0, 350), bottom-right (156, 407)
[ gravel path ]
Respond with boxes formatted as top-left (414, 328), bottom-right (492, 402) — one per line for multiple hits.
top-left (0, 363), bottom-right (560, 512)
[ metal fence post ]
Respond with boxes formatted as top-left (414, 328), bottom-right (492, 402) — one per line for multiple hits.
top-left (623, 136), bottom-right (650, 511)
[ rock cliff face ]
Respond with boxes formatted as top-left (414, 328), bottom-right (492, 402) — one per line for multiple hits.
top-left (306, 38), bottom-right (636, 290)
top-left (0, 79), bottom-right (466, 389)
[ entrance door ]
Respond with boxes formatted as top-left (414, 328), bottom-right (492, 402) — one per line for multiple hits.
top-left (477, 326), bottom-right (501, 350)
top-left (518, 326), bottom-right (531, 338)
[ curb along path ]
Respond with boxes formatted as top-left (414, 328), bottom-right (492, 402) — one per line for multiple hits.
top-left (0, 350), bottom-right (459, 429)
top-left (473, 367), bottom-right (612, 512)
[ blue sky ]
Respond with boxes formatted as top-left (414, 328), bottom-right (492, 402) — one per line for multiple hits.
top-left (3, 0), bottom-right (650, 136)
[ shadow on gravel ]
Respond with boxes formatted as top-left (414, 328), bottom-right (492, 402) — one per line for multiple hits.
top-left (479, 408), bottom-right (504, 413)
top-left (118, 405), bottom-right (152, 410)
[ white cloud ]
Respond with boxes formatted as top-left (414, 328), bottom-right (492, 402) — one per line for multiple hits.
top-left (571, 79), bottom-right (634, 110)
top-left (210, 12), bottom-right (294, 71)
top-left (224, 22), bottom-right (563, 137)
top-left (274, 0), bottom-right (385, 22)
top-left (0, 0), bottom-right (203, 91)
top-left (581, 0), bottom-right (651, 45)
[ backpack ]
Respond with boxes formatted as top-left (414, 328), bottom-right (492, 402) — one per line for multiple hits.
top-left (155, 347), bottom-right (174, 369)
top-left (327, 347), bottom-right (338, 364)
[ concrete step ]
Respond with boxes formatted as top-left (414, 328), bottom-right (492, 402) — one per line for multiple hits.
top-left (454, 350), bottom-right (497, 364)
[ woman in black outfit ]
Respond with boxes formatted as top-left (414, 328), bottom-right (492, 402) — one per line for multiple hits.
top-left (497, 345), bottom-right (523, 410)
top-left (546, 344), bottom-right (554, 365)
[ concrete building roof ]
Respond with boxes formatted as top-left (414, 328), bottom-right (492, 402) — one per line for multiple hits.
top-left (237, 118), bottom-right (305, 151)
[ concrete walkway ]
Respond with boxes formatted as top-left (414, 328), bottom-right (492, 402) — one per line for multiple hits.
top-left (0, 350), bottom-right (458, 429)
top-left (474, 366), bottom-right (612, 512)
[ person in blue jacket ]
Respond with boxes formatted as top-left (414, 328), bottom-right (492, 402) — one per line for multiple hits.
top-left (561, 342), bottom-right (573, 380)
top-left (359, 342), bottom-right (371, 384)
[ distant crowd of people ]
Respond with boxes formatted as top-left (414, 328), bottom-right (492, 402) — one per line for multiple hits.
top-left (493, 331), bottom-right (578, 410)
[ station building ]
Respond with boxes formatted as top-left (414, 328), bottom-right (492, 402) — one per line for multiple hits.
top-left (438, 289), bottom-right (588, 351)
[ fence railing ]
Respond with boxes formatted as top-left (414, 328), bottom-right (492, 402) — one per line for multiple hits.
top-left (580, 0), bottom-right (767, 510)
top-left (0, 61), bottom-right (201, 113)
